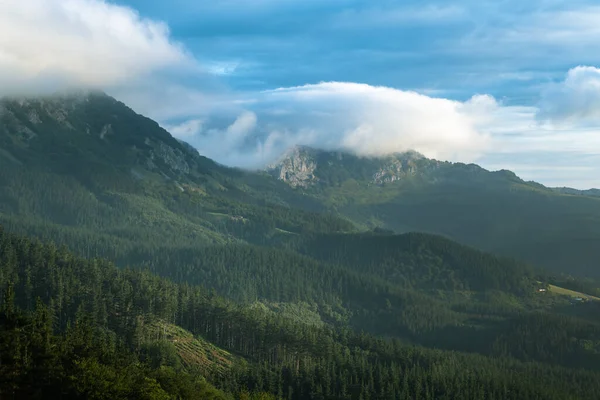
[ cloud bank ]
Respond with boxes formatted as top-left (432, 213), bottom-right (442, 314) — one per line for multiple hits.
top-left (166, 67), bottom-right (600, 189)
top-left (172, 82), bottom-right (495, 168)
top-left (0, 0), bottom-right (189, 95)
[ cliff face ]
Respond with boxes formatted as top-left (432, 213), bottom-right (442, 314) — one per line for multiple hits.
top-left (267, 146), bottom-right (319, 188)
top-left (371, 155), bottom-right (422, 185)
top-left (266, 146), bottom-right (425, 188)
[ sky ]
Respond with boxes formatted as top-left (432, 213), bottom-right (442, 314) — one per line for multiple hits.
top-left (2, 1), bottom-right (600, 188)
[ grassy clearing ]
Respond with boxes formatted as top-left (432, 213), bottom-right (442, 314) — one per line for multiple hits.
top-left (548, 284), bottom-right (600, 301)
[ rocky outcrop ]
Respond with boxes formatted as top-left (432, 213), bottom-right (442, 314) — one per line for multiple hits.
top-left (155, 141), bottom-right (191, 175)
top-left (372, 152), bottom-right (422, 185)
top-left (372, 160), bottom-right (405, 185)
top-left (267, 146), bottom-right (319, 188)
top-left (268, 146), bottom-right (426, 188)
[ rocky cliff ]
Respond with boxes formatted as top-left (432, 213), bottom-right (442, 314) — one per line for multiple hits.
top-left (267, 146), bottom-right (320, 188)
top-left (266, 145), bottom-right (425, 188)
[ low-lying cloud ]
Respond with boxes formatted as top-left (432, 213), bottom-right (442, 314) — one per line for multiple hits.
top-left (0, 0), bottom-right (189, 95)
top-left (171, 82), bottom-right (495, 168)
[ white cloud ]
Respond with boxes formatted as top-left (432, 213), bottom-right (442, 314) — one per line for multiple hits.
top-left (187, 111), bottom-right (262, 166)
top-left (0, 0), bottom-right (189, 95)
top-left (459, 5), bottom-right (600, 67)
top-left (179, 82), bottom-right (493, 168)
top-left (538, 66), bottom-right (600, 124)
top-left (167, 119), bottom-right (204, 139)
top-left (170, 77), bottom-right (600, 188)
top-left (523, 6), bottom-right (600, 46)
top-left (226, 111), bottom-right (258, 139)
top-left (108, 80), bottom-right (230, 122)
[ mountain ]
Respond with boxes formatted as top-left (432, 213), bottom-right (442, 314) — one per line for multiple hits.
top-left (552, 187), bottom-right (600, 197)
top-left (3, 92), bottom-right (600, 280)
top-left (0, 91), bottom-right (222, 181)
top-left (268, 146), bottom-right (600, 277)
top-left (266, 145), bottom-right (426, 188)
top-left (3, 92), bottom-right (600, 279)
top-left (2, 93), bottom-right (600, 398)
top-left (0, 92), bottom-right (355, 258)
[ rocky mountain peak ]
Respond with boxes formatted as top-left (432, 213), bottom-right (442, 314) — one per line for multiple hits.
top-left (267, 145), bottom-right (320, 188)
top-left (267, 146), bottom-right (428, 188)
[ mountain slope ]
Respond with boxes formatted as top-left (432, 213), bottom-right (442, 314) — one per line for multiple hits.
top-left (3, 92), bottom-right (600, 280)
top-left (268, 146), bottom-right (600, 277)
top-left (0, 93), bottom-right (354, 257)
top-left (3, 226), bottom-right (600, 399)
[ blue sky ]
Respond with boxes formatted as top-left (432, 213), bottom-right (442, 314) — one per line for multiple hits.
top-left (2, 0), bottom-right (600, 188)
top-left (117, 0), bottom-right (590, 97)
top-left (117, 1), bottom-right (542, 95)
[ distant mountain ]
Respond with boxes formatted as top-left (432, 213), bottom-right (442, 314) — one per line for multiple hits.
top-left (268, 146), bottom-right (600, 277)
top-left (552, 187), bottom-right (600, 197)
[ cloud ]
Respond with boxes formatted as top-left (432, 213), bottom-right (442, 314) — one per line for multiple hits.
top-left (226, 111), bottom-right (258, 139)
top-left (459, 4), bottom-right (600, 67)
top-left (178, 82), bottom-right (494, 168)
top-left (108, 78), bottom-right (233, 122)
top-left (184, 111), bottom-right (264, 167)
top-left (168, 76), bottom-right (600, 188)
top-left (167, 119), bottom-right (204, 139)
top-left (538, 66), bottom-right (600, 124)
top-left (522, 6), bottom-right (600, 47)
top-left (0, 0), bottom-right (189, 95)
top-left (206, 61), bottom-right (240, 76)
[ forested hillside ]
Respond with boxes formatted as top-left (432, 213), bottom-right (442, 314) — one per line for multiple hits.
top-left (268, 146), bottom-right (600, 277)
top-left (3, 92), bottom-right (600, 399)
top-left (287, 232), bottom-right (534, 292)
top-left (0, 93), bottom-right (354, 256)
top-left (2, 227), bottom-right (600, 399)
top-left (4, 93), bottom-right (600, 280)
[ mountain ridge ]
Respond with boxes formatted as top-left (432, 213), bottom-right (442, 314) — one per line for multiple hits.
top-left (266, 145), bottom-right (428, 188)
top-left (266, 144), bottom-right (527, 189)
top-left (263, 145), bottom-right (600, 277)
top-left (3, 92), bottom-right (600, 276)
